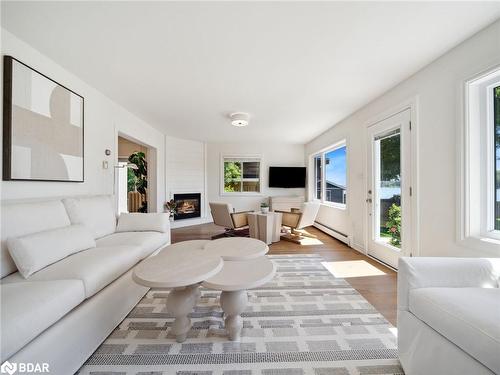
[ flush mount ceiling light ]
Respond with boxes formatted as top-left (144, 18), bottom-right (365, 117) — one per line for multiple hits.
top-left (230, 112), bottom-right (250, 127)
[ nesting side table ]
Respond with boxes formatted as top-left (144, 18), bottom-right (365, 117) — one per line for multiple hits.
top-left (203, 256), bottom-right (276, 340)
top-left (247, 211), bottom-right (282, 245)
top-left (132, 245), bottom-right (223, 343)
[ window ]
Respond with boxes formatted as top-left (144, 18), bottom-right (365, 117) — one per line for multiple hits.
top-left (462, 68), bottom-right (500, 250)
top-left (222, 156), bottom-right (261, 194)
top-left (325, 146), bottom-right (347, 204)
top-left (312, 142), bottom-right (347, 207)
top-left (495, 85), bottom-right (500, 230)
top-left (314, 155), bottom-right (322, 200)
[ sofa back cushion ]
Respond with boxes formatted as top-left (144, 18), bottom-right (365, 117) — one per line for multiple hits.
top-left (63, 196), bottom-right (117, 239)
top-left (116, 213), bottom-right (170, 233)
top-left (1, 200), bottom-right (71, 278)
top-left (7, 225), bottom-right (96, 278)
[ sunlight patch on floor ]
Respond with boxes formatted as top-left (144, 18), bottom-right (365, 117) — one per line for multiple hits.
top-left (299, 237), bottom-right (324, 245)
top-left (321, 260), bottom-right (386, 278)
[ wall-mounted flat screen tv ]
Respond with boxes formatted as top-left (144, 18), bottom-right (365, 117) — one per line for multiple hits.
top-left (269, 167), bottom-right (306, 188)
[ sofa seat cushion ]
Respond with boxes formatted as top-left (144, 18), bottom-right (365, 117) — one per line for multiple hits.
top-left (96, 232), bottom-right (169, 257)
top-left (0, 279), bottom-right (85, 361)
top-left (409, 287), bottom-right (500, 373)
top-left (2, 246), bottom-right (145, 298)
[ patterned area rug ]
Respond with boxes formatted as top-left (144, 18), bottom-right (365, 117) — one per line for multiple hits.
top-left (78, 255), bottom-right (402, 375)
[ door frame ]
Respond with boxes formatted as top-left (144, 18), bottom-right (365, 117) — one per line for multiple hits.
top-left (364, 97), bottom-right (420, 265)
top-left (115, 131), bottom-right (158, 213)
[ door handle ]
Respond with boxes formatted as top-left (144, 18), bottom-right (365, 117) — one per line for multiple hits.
top-left (366, 198), bottom-right (372, 203)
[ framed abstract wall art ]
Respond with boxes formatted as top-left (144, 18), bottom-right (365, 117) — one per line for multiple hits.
top-left (3, 56), bottom-right (84, 182)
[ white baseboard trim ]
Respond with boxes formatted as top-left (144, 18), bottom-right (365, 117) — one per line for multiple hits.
top-left (350, 242), bottom-right (366, 255)
top-left (313, 222), bottom-right (350, 245)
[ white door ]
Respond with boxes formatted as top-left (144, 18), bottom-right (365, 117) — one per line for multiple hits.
top-left (366, 109), bottom-right (412, 269)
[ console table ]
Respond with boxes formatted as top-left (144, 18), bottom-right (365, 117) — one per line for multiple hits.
top-left (269, 195), bottom-right (304, 211)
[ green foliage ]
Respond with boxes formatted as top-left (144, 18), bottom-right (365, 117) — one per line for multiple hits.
top-left (127, 168), bottom-right (137, 192)
top-left (495, 86), bottom-right (500, 149)
top-left (224, 162), bottom-right (241, 192)
top-left (380, 135), bottom-right (401, 182)
top-left (128, 151), bottom-right (148, 212)
top-left (385, 203), bottom-right (401, 247)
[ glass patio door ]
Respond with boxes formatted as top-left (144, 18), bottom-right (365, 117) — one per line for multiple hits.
top-left (367, 109), bottom-right (412, 269)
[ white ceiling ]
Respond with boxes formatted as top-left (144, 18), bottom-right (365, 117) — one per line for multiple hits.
top-left (2, 2), bottom-right (500, 143)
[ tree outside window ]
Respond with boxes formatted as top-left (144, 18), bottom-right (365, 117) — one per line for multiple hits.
top-left (223, 159), bottom-right (260, 193)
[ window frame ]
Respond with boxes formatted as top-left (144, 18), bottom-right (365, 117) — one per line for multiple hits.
top-left (313, 154), bottom-right (322, 200)
top-left (486, 82), bottom-right (500, 237)
top-left (460, 66), bottom-right (500, 253)
top-left (310, 140), bottom-right (347, 209)
top-left (220, 154), bottom-right (262, 196)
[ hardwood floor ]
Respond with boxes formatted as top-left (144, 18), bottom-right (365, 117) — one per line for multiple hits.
top-left (171, 223), bottom-right (397, 325)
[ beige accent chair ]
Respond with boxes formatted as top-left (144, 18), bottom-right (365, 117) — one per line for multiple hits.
top-left (209, 202), bottom-right (251, 238)
top-left (276, 201), bottom-right (321, 243)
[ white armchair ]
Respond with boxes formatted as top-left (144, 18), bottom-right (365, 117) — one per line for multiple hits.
top-left (398, 257), bottom-right (500, 375)
top-left (276, 201), bottom-right (320, 243)
top-left (209, 202), bottom-right (251, 238)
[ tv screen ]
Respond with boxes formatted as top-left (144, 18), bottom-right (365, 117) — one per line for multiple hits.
top-left (269, 167), bottom-right (306, 188)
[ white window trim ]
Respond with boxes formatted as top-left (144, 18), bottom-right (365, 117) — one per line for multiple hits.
top-left (309, 140), bottom-right (348, 210)
top-left (460, 66), bottom-right (500, 254)
top-left (220, 154), bottom-right (262, 196)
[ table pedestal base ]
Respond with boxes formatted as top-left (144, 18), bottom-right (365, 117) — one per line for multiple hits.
top-left (220, 290), bottom-right (248, 341)
top-left (166, 284), bottom-right (200, 343)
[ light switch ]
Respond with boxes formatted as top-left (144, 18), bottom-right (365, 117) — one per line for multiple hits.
top-left (102, 161), bottom-right (109, 169)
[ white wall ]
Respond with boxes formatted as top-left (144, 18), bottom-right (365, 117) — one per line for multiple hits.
top-left (207, 142), bottom-right (305, 212)
top-left (0, 30), bottom-right (167, 211)
top-left (165, 135), bottom-right (209, 227)
top-left (305, 20), bottom-right (500, 258)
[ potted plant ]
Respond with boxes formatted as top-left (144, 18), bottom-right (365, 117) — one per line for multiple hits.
top-left (128, 151), bottom-right (148, 212)
top-left (260, 202), bottom-right (270, 214)
top-left (165, 199), bottom-right (177, 222)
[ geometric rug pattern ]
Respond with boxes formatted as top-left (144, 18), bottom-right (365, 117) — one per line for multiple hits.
top-left (78, 254), bottom-right (403, 375)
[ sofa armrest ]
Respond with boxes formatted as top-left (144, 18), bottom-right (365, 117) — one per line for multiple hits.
top-left (398, 257), bottom-right (500, 311)
top-left (116, 213), bottom-right (170, 233)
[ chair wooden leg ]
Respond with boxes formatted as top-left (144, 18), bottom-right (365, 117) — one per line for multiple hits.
top-left (294, 229), bottom-right (317, 238)
top-left (280, 232), bottom-right (303, 244)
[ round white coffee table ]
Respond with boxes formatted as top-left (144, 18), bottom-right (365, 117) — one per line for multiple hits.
top-left (203, 237), bottom-right (269, 260)
top-left (133, 246), bottom-right (223, 343)
top-left (203, 256), bottom-right (276, 341)
top-left (166, 239), bottom-right (210, 252)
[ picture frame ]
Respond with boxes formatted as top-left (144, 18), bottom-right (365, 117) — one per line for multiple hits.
top-left (3, 55), bottom-right (84, 182)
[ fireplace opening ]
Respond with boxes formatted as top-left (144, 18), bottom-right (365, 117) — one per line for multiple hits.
top-left (173, 193), bottom-right (201, 220)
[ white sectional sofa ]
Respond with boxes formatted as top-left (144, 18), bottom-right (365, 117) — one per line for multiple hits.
top-left (398, 257), bottom-right (500, 375)
top-left (0, 195), bottom-right (170, 374)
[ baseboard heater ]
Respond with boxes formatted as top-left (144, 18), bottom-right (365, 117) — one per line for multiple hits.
top-left (313, 221), bottom-right (350, 245)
